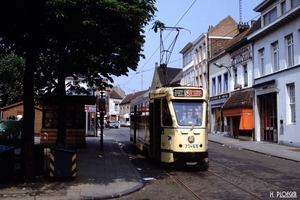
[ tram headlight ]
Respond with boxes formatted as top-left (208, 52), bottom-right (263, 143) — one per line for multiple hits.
top-left (188, 136), bottom-right (195, 143)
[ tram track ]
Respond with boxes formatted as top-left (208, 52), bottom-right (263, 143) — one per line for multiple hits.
top-left (164, 158), bottom-right (293, 200)
top-left (166, 170), bottom-right (202, 200)
top-left (166, 168), bottom-right (262, 200)
top-left (206, 169), bottom-right (262, 200)
top-left (209, 159), bottom-right (289, 192)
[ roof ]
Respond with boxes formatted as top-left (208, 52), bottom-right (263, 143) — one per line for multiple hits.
top-left (222, 90), bottom-right (252, 109)
top-left (120, 89), bottom-right (148, 105)
top-left (208, 15), bottom-right (238, 37)
top-left (0, 101), bottom-right (42, 111)
top-left (110, 89), bottom-right (123, 99)
top-left (156, 67), bottom-right (182, 87)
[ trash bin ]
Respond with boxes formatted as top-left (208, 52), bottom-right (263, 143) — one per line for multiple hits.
top-left (0, 145), bottom-right (14, 182)
top-left (49, 146), bottom-right (78, 178)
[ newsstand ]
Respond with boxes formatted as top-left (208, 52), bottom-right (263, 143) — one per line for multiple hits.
top-left (0, 145), bottom-right (14, 182)
top-left (49, 146), bottom-right (78, 178)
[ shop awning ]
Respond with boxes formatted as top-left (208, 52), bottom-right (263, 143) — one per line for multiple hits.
top-left (222, 90), bottom-right (252, 109)
top-left (222, 90), bottom-right (253, 130)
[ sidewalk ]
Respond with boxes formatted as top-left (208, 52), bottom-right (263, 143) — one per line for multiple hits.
top-left (0, 137), bottom-right (143, 200)
top-left (208, 132), bottom-right (300, 162)
top-left (0, 132), bottom-right (299, 199)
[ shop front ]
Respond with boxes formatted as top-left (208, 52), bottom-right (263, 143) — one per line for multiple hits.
top-left (222, 90), bottom-right (253, 139)
top-left (209, 93), bottom-right (229, 133)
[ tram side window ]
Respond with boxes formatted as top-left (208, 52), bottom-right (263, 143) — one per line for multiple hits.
top-left (162, 99), bottom-right (172, 126)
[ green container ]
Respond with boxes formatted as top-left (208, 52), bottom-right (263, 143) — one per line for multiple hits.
top-left (0, 120), bottom-right (22, 147)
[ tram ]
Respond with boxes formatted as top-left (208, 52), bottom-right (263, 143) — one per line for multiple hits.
top-left (130, 86), bottom-right (209, 170)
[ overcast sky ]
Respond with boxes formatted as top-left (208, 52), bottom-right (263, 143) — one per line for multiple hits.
top-left (112, 0), bottom-right (262, 94)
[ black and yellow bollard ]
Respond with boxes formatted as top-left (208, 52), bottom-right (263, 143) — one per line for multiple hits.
top-left (49, 147), bottom-right (77, 178)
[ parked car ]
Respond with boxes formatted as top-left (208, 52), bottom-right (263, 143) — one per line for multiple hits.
top-left (121, 121), bottom-right (130, 127)
top-left (109, 121), bottom-right (120, 129)
top-left (0, 119), bottom-right (22, 146)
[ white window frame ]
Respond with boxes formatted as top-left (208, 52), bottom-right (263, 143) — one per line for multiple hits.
top-left (271, 41), bottom-right (279, 72)
top-left (286, 34), bottom-right (294, 67)
top-left (287, 83), bottom-right (296, 124)
top-left (259, 48), bottom-right (265, 76)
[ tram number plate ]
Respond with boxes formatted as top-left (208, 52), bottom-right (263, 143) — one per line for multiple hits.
top-left (185, 144), bottom-right (199, 148)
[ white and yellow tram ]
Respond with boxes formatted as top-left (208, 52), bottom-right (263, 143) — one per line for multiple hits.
top-left (130, 86), bottom-right (209, 169)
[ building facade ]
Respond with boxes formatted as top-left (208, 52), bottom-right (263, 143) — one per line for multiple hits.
top-left (248, 0), bottom-right (300, 147)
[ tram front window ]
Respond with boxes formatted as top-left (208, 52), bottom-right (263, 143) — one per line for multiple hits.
top-left (173, 101), bottom-right (203, 126)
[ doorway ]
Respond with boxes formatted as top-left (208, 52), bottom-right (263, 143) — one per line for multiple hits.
top-left (259, 93), bottom-right (277, 142)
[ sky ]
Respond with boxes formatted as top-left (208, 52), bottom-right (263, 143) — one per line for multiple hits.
top-left (112, 0), bottom-right (262, 95)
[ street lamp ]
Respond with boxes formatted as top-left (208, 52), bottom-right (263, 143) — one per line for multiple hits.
top-left (95, 85), bottom-right (105, 151)
top-left (214, 62), bottom-right (231, 77)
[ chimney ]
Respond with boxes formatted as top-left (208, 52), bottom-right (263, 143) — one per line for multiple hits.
top-left (238, 22), bottom-right (250, 33)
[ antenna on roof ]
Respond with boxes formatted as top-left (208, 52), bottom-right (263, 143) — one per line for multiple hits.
top-left (239, 0), bottom-right (242, 23)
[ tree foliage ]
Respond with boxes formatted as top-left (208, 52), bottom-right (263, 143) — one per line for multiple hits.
top-left (0, 0), bottom-right (157, 182)
top-left (0, 54), bottom-right (25, 107)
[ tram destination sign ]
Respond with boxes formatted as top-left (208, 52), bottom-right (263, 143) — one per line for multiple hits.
top-left (173, 89), bottom-right (203, 97)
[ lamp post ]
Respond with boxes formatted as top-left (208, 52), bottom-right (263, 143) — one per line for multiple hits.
top-left (96, 85), bottom-right (105, 151)
top-left (214, 62), bottom-right (232, 77)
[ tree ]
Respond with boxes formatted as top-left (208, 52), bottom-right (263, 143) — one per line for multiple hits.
top-left (0, 0), bottom-right (156, 182)
top-left (0, 53), bottom-right (25, 107)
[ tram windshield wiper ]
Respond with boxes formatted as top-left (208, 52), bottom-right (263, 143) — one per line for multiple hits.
top-left (191, 114), bottom-right (199, 130)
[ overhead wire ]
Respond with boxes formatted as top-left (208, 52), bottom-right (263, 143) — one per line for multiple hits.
top-left (120, 0), bottom-right (197, 91)
top-left (120, 0), bottom-right (261, 92)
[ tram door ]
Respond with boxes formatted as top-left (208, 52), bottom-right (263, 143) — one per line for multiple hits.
top-left (260, 93), bottom-right (277, 142)
top-left (150, 99), bottom-right (161, 160)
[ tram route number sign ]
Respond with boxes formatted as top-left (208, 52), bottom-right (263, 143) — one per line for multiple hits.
top-left (174, 89), bottom-right (203, 97)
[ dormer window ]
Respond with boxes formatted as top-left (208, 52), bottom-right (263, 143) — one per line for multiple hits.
top-left (292, 0), bottom-right (300, 8)
top-left (263, 7), bottom-right (277, 26)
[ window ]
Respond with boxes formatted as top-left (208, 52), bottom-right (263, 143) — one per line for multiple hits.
top-left (183, 50), bottom-right (193, 66)
top-left (271, 41), bottom-right (279, 72)
top-left (217, 75), bottom-right (221, 94)
top-left (224, 73), bottom-right (228, 92)
top-left (173, 101), bottom-right (203, 126)
top-left (212, 77), bottom-right (216, 95)
top-left (234, 68), bottom-right (237, 85)
top-left (114, 103), bottom-right (119, 111)
top-left (162, 99), bottom-right (172, 126)
top-left (287, 83), bottom-right (296, 124)
top-left (263, 7), bottom-right (277, 26)
top-left (281, 1), bottom-right (286, 14)
top-left (292, 0), bottom-right (300, 7)
top-left (286, 34), bottom-right (294, 67)
top-left (259, 48), bottom-right (265, 76)
top-left (243, 64), bottom-right (248, 86)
